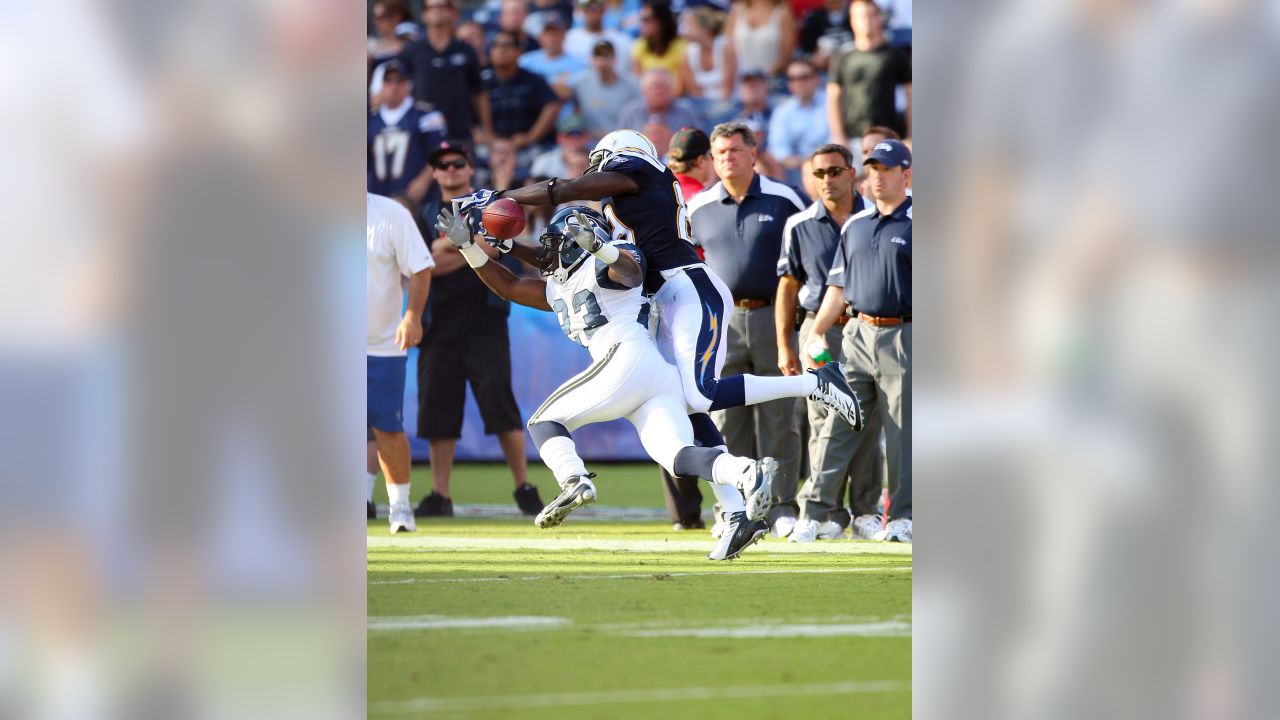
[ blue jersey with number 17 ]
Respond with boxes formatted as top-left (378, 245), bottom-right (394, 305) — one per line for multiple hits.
top-left (598, 153), bottom-right (701, 294)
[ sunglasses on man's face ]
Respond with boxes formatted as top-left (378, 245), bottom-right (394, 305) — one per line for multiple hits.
top-left (812, 166), bottom-right (849, 179)
top-left (434, 158), bottom-right (468, 170)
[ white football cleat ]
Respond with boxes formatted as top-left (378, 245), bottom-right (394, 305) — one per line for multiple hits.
top-left (710, 512), bottom-right (728, 540)
top-left (875, 517), bottom-right (912, 543)
top-left (816, 519), bottom-right (847, 540)
top-left (388, 503), bottom-right (416, 534)
top-left (789, 518), bottom-right (819, 543)
top-left (707, 512), bottom-right (768, 561)
top-left (771, 515), bottom-right (797, 539)
top-left (534, 475), bottom-right (597, 529)
top-left (739, 457), bottom-right (777, 522)
top-left (852, 514), bottom-right (884, 540)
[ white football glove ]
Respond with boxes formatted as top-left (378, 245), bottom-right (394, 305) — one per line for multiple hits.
top-left (434, 206), bottom-right (474, 249)
top-left (569, 210), bottom-right (604, 253)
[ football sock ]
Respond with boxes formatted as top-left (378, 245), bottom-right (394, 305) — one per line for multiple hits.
top-left (673, 446), bottom-right (721, 480)
top-left (710, 481), bottom-right (746, 513)
top-left (741, 374), bottom-right (817, 405)
top-left (386, 481), bottom-right (410, 507)
top-left (537, 435), bottom-right (589, 487)
top-left (367, 472), bottom-right (378, 503)
top-left (711, 453), bottom-right (754, 486)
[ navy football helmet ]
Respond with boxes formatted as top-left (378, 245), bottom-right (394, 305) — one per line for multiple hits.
top-left (537, 206), bottom-right (611, 281)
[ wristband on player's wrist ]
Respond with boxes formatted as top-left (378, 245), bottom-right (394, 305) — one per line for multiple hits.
top-left (458, 241), bottom-right (489, 268)
top-left (588, 243), bottom-right (619, 264)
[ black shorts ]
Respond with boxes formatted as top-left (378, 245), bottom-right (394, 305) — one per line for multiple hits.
top-left (417, 331), bottom-right (523, 440)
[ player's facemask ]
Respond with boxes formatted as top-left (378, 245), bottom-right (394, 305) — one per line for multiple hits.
top-left (537, 206), bottom-right (610, 281)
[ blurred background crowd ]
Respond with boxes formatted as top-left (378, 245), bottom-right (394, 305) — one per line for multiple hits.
top-left (367, 0), bottom-right (910, 239)
top-left (366, 0), bottom-right (914, 534)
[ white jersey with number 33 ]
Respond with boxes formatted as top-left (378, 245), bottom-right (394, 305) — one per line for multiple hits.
top-left (543, 241), bottom-right (651, 359)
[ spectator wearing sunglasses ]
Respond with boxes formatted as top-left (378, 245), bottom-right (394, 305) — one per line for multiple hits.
top-left (774, 143), bottom-right (880, 543)
top-left (768, 60), bottom-right (829, 188)
top-left (414, 140), bottom-right (544, 519)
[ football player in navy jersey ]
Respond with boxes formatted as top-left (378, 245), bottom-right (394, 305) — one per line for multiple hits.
top-left (455, 128), bottom-right (862, 428)
top-left (367, 61), bottom-right (447, 203)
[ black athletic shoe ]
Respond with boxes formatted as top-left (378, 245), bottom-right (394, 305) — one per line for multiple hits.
top-left (414, 491), bottom-right (454, 517)
top-left (514, 483), bottom-right (544, 516)
top-left (367, 501), bottom-right (377, 520)
top-left (708, 512), bottom-right (768, 561)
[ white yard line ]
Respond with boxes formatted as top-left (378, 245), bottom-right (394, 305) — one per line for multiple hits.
top-left (367, 535), bottom-right (911, 555)
top-left (368, 614), bottom-right (911, 638)
top-left (368, 565), bottom-right (911, 585)
top-left (617, 619), bottom-right (912, 638)
top-left (368, 615), bottom-right (570, 631)
top-left (369, 680), bottom-right (908, 715)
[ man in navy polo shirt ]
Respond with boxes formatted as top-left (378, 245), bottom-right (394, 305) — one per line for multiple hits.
top-left (687, 121), bottom-right (810, 538)
top-left (482, 30), bottom-right (562, 156)
top-left (399, 0), bottom-right (493, 141)
top-left (775, 143), bottom-right (886, 543)
top-left (809, 138), bottom-right (912, 542)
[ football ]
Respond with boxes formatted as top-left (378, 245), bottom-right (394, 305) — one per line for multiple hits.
top-left (481, 198), bottom-right (526, 240)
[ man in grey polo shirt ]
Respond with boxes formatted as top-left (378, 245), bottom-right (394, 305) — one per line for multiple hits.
top-left (775, 143), bottom-right (885, 542)
top-left (809, 138), bottom-right (912, 543)
top-left (688, 121), bottom-right (810, 537)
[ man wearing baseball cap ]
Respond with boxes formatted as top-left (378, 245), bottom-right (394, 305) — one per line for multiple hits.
top-left (368, 60), bottom-right (446, 204)
top-left (807, 138), bottom-right (913, 543)
top-left (413, 139), bottom-right (544, 520)
top-left (666, 127), bottom-right (712, 200)
top-left (658, 125), bottom-right (714, 529)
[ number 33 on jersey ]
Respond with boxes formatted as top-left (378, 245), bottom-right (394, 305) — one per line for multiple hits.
top-left (545, 242), bottom-right (652, 351)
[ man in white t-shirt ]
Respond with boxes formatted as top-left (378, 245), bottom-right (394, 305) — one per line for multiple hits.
top-left (367, 193), bottom-right (434, 533)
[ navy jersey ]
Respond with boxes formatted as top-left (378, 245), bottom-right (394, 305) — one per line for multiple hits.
top-left (599, 153), bottom-right (702, 294)
top-left (367, 102), bottom-right (446, 197)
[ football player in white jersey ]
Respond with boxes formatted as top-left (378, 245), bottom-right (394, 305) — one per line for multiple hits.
top-left (435, 203), bottom-right (774, 560)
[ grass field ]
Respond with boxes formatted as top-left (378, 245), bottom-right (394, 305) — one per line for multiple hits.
top-left (368, 464), bottom-right (911, 719)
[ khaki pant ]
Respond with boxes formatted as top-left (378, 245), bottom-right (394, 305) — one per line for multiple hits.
top-left (796, 315), bottom-right (885, 524)
top-left (810, 319), bottom-right (911, 521)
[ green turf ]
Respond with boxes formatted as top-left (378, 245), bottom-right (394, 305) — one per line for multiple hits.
top-left (368, 518), bottom-right (912, 719)
top-left (373, 462), bottom-right (714, 509)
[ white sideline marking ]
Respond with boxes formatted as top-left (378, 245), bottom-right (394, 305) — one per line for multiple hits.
top-left (619, 619), bottom-right (912, 638)
top-left (369, 565), bottom-right (911, 585)
top-left (369, 680), bottom-right (907, 715)
top-left (368, 614), bottom-right (911, 638)
top-left (368, 615), bottom-right (570, 631)
top-left (367, 535), bottom-right (911, 555)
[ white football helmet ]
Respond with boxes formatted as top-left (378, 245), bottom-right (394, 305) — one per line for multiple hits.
top-left (586, 129), bottom-right (660, 174)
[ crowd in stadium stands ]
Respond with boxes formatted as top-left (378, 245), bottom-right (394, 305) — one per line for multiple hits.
top-left (368, 0), bottom-right (912, 541)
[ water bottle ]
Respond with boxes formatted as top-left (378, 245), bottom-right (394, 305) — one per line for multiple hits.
top-left (806, 341), bottom-right (832, 367)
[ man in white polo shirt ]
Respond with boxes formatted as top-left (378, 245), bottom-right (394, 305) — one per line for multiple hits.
top-left (367, 193), bottom-right (434, 533)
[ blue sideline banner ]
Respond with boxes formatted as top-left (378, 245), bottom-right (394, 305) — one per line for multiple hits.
top-left (404, 304), bottom-right (651, 461)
